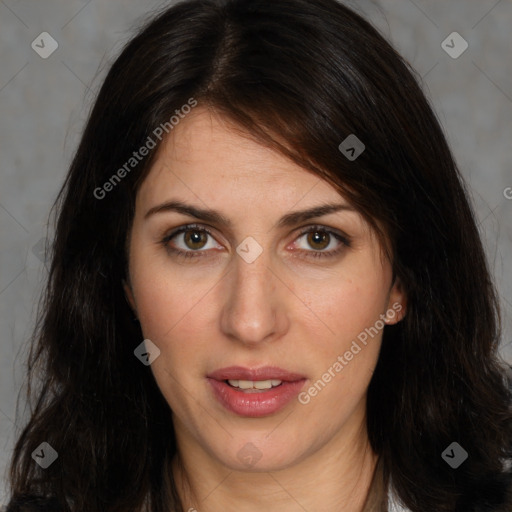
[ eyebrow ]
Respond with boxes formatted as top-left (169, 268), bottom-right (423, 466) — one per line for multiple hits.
top-left (144, 199), bottom-right (355, 229)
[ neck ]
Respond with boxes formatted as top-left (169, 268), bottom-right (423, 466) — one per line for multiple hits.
top-left (170, 419), bottom-right (382, 512)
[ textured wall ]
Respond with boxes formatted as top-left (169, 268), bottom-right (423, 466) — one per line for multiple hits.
top-left (1, 0), bottom-right (511, 504)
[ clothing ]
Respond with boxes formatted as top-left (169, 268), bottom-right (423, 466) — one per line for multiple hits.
top-left (386, 474), bottom-right (411, 512)
top-left (388, 491), bottom-right (412, 512)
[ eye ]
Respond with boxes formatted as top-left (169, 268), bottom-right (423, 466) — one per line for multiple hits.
top-left (161, 224), bottom-right (221, 259)
top-left (160, 224), bottom-right (351, 260)
top-left (292, 225), bottom-right (351, 259)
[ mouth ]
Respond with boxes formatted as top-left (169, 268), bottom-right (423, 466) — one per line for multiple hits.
top-left (207, 366), bottom-right (307, 417)
top-left (224, 378), bottom-right (284, 392)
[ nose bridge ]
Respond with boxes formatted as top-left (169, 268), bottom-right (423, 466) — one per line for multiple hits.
top-left (219, 242), bottom-right (285, 345)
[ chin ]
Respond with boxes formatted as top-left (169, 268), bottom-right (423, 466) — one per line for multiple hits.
top-left (208, 435), bottom-right (307, 473)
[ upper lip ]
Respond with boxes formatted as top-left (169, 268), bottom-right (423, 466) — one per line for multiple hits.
top-left (208, 366), bottom-right (306, 382)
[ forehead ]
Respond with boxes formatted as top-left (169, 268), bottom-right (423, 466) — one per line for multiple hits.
top-left (137, 107), bottom-right (345, 210)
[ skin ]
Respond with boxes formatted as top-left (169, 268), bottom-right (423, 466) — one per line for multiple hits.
top-left (124, 107), bottom-right (406, 512)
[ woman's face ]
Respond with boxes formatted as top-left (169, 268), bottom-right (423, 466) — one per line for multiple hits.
top-left (125, 107), bottom-right (405, 472)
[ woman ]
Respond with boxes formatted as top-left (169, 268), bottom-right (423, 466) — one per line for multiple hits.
top-left (6, 0), bottom-right (512, 510)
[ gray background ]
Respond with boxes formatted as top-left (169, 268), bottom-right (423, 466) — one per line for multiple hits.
top-left (1, 0), bottom-right (511, 504)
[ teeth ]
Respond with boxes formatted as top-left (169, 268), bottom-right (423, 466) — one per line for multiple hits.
top-left (227, 379), bottom-right (282, 390)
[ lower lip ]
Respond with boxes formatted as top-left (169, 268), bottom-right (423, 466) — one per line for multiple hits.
top-left (207, 378), bottom-right (306, 417)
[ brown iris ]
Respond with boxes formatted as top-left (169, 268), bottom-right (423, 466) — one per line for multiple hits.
top-left (307, 230), bottom-right (330, 251)
top-left (184, 230), bottom-right (208, 250)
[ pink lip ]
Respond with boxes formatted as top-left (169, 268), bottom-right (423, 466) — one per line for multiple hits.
top-left (207, 366), bottom-right (306, 418)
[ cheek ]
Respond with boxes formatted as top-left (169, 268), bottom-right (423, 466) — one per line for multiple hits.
top-left (303, 263), bottom-right (390, 348)
top-left (295, 259), bottom-right (390, 408)
top-left (134, 277), bottom-right (194, 340)
top-left (129, 243), bottom-right (212, 341)
top-left (131, 268), bottom-right (210, 411)
top-left (298, 276), bottom-right (386, 418)
top-left (129, 256), bottom-right (218, 395)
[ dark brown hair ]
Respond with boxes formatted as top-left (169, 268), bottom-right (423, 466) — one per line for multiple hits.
top-left (7, 0), bottom-right (512, 510)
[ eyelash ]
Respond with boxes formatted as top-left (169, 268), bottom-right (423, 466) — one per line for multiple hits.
top-left (160, 223), bottom-right (351, 260)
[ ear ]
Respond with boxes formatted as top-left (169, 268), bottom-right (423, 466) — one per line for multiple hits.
top-left (385, 276), bottom-right (407, 325)
top-left (123, 278), bottom-right (138, 317)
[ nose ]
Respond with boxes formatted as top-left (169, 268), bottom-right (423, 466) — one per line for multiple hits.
top-left (219, 248), bottom-right (290, 347)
